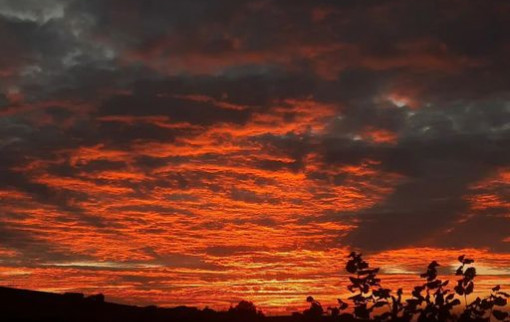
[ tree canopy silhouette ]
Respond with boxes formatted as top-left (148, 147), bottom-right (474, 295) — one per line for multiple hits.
top-left (303, 253), bottom-right (509, 322)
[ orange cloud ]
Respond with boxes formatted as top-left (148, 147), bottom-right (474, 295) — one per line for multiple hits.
top-left (361, 127), bottom-right (398, 144)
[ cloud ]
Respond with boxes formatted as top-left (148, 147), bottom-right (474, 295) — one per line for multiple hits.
top-left (0, 0), bottom-right (68, 24)
top-left (0, 0), bottom-right (509, 313)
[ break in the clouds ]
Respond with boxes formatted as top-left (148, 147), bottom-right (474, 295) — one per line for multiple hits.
top-left (0, 0), bottom-right (509, 313)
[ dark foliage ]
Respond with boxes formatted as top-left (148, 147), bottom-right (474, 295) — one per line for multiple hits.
top-left (228, 300), bottom-right (265, 321)
top-left (305, 253), bottom-right (508, 322)
top-left (0, 287), bottom-right (266, 322)
top-left (404, 260), bottom-right (460, 321)
top-left (303, 296), bottom-right (324, 319)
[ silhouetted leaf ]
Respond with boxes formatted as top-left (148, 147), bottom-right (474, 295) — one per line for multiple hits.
top-left (349, 277), bottom-right (359, 285)
top-left (346, 260), bottom-right (357, 274)
top-left (464, 267), bottom-right (476, 280)
top-left (425, 269), bottom-right (437, 281)
top-left (428, 261), bottom-right (440, 268)
top-left (458, 255), bottom-right (465, 262)
top-left (492, 285), bottom-right (501, 292)
top-left (481, 298), bottom-right (492, 310)
top-left (412, 288), bottom-right (424, 300)
top-left (337, 299), bottom-right (348, 310)
top-left (493, 309), bottom-right (508, 320)
top-left (497, 291), bottom-right (510, 298)
top-left (450, 299), bottom-right (461, 306)
top-left (427, 280), bottom-right (441, 289)
top-left (358, 268), bottom-right (379, 275)
top-left (463, 258), bottom-right (474, 265)
top-left (465, 282), bottom-right (474, 295)
top-left (348, 294), bottom-right (364, 302)
top-left (372, 301), bottom-right (387, 308)
top-left (373, 288), bottom-right (391, 299)
top-left (493, 296), bottom-right (507, 306)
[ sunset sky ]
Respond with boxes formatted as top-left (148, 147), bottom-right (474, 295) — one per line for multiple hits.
top-left (0, 0), bottom-right (509, 314)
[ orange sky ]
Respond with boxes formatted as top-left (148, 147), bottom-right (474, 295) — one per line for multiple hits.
top-left (0, 0), bottom-right (509, 315)
top-left (0, 108), bottom-right (508, 313)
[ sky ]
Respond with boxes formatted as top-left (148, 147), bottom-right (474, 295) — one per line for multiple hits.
top-left (0, 0), bottom-right (509, 314)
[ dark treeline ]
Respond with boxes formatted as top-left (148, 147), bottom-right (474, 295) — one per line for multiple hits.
top-left (1, 254), bottom-right (508, 322)
top-left (0, 287), bottom-right (268, 322)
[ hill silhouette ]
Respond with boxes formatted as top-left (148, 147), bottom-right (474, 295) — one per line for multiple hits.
top-left (0, 286), bottom-right (272, 322)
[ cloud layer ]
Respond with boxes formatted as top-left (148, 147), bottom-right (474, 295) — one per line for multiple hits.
top-left (0, 0), bottom-right (509, 313)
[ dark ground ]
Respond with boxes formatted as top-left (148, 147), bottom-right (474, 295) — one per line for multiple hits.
top-left (0, 287), bottom-right (350, 322)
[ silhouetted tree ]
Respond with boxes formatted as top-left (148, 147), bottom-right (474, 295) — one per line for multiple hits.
top-left (327, 298), bottom-right (348, 318)
top-left (458, 284), bottom-right (509, 322)
top-left (404, 260), bottom-right (460, 321)
top-left (334, 253), bottom-right (510, 322)
top-left (453, 255), bottom-right (510, 321)
top-left (228, 300), bottom-right (264, 321)
top-left (303, 296), bottom-right (324, 320)
top-left (455, 255), bottom-right (476, 307)
top-left (344, 252), bottom-right (398, 321)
